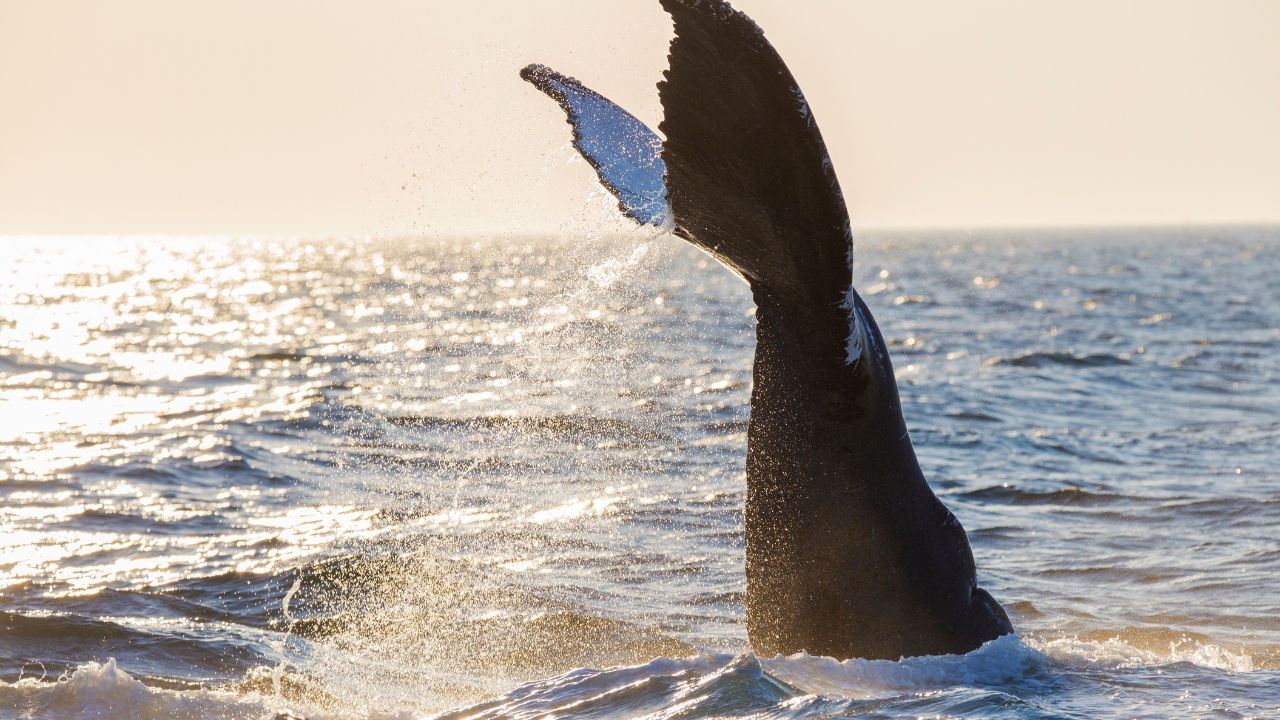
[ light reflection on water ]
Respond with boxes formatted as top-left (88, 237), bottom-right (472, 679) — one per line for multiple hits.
top-left (0, 231), bottom-right (1278, 718)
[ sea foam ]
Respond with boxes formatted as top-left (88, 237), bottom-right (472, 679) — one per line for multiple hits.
top-left (0, 659), bottom-right (321, 720)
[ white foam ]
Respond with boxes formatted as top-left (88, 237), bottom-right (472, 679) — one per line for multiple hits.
top-left (757, 632), bottom-right (1255, 701)
top-left (0, 659), bottom-right (378, 720)
top-left (1029, 635), bottom-right (1254, 673)
top-left (759, 634), bottom-right (1049, 699)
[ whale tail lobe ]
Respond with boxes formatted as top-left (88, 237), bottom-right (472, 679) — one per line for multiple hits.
top-left (658, 0), bottom-right (854, 328)
top-left (519, 64), bottom-right (670, 228)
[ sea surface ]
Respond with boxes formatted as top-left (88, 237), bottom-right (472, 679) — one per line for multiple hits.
top-left (1, 230), bottom-right (1278, 719)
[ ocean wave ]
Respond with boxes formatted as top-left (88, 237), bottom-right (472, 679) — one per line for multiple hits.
top-left (433, 633), bottom-right (1247, 720)
top-left (1030, 632), bottom-right (1255, 673)
top-left (0, 610), bottom-right (267, 686)
top-left (985, 352), bottom-right (1132, 368)
top-left (956, 484), bottom-right (1133, 506)
top-left (433, 653), bottom-right (793, 720)
top-left (0, 659), bottom-right (304, 720)
top-left (758, 634), bottom-right (1054, 698)
top-left (0, 633), bottom-right (1265, 720)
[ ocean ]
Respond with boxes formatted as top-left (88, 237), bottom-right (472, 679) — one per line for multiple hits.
top-left (1, 230), bottom-right (1277, 718)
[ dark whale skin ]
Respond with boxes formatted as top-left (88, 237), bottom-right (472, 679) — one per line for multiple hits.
top-left (658, 0), bottom-right (1012, 660)
top-left (657, 0), bottom-right (1012, 660)
top-left (521, 0), bottom-right (1014, 661)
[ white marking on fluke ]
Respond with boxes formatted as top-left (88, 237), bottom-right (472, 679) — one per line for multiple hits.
top-left (842, 289), bottom-right (866, 366)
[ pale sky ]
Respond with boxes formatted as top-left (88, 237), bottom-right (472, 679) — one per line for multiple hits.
top-left (1, 0), bottom-right (1277, 236)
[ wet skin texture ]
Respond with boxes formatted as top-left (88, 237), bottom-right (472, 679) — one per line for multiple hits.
top-left (524, 0), bottom-right (1014, 660)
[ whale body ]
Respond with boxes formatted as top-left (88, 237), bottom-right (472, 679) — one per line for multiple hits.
top-left (522, 0), bottom-right (1013, 660)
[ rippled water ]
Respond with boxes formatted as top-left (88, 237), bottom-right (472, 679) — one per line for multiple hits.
top-left (1, 230), bottom-right (1278, 719)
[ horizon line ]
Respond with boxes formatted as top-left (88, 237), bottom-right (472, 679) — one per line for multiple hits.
top-left (2, 222), bottom-right (1278, 243)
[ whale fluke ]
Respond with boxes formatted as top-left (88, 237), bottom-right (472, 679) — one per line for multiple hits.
top-left (659, 0), bottom-right (854, 334)
top-left (521, 0), bottom-right (1013, 660)
top-left (520, 64), bottom-right (670, 227)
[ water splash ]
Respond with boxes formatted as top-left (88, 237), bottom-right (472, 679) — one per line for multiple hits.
top-left (274, 578), bottom-right (303, 697)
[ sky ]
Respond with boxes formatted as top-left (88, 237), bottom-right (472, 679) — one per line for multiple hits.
top-left (1, 0), bottom-right (1277, 236)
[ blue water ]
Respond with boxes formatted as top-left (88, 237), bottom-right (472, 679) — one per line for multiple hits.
top-left (1, 230), bottom-right (1278, 718)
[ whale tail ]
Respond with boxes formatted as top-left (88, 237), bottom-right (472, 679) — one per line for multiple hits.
top-left (522, 0), bottom-right (1013, 661)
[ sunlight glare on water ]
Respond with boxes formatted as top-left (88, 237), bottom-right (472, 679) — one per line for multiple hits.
top-left (1, 231), bottom-right (1278, 719)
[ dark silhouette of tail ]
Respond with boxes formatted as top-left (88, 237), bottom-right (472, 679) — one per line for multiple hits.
top-left (659, 0), bottom-right (853, 348)
top-left (521, 0), bottom-right (1014, 660)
